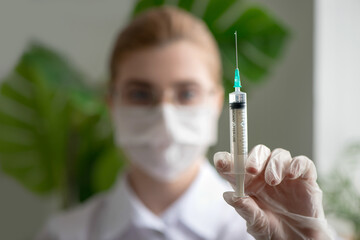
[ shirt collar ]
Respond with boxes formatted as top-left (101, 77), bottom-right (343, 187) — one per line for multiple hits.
top-left (98, 172), bottom-right (167, 240)
top-left (98, 161), bottom-right (230, 240)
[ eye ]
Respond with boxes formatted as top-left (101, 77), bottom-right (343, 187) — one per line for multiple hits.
top-left (126, 88), bottom-right (153, 105)
top-left (177, 88), bottom-right (199, 104)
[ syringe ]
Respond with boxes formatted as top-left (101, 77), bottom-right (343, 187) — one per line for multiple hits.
top-left (229, 31), bottom-right (248, 197)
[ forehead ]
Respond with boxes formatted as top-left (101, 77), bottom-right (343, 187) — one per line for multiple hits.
top-left (115, 40), bottom-right (214, 89)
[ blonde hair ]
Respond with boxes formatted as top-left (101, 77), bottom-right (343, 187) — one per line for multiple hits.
top-left (109, 6), bottom-right (222, 87)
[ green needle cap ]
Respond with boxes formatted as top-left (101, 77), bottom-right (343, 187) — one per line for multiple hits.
top-left (234, 68), bottom-right (241, 88)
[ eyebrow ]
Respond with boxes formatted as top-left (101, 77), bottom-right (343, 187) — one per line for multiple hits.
top-left (122, 79), bottom-right (152, 88)
top-left (122, 78), bottom-right (201, 88)
top-left (172, 80), bottom-right (201, 88)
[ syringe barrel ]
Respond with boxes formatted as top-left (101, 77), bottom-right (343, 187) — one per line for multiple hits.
top-left (229, 90), bottom-right (248, 196)
top-left (229, 91), bottom-right (248, 159)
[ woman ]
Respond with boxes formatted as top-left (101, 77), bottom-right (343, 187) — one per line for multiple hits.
top-left (38, 6), bottom-right (334, 240)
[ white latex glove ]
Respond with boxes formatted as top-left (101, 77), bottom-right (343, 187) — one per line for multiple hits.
top-left (213, 144), bottom-right (334, 240)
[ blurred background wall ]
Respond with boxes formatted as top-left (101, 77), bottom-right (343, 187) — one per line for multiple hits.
top-left (315, 0), bottom-right (360, 175)
top-left (314, 2), bottom-right (360, 235)
top-left (0, 0), bottom-right (358, 239)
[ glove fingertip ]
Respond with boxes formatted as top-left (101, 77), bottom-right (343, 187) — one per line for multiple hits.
top-left (223, 191), bottom-right (251, 207)
top-left (265, 170), bottom-right (281, 186)
top-left (223, 191), bottom-right (234, 204)
top-left (214, 152), bottom-right (231, 171)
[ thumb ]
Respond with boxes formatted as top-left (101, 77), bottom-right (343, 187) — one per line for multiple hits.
top-left (223, 192), bottom-right (271, 238)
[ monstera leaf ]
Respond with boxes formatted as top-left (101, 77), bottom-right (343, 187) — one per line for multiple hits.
top-left (0, 43), bottom-right (125, 208)
top-left (132, 0), bottom-right (289, 93)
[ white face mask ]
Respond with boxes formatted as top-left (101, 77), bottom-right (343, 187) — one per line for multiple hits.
top-left (112, 104), bottom-right (218, 182)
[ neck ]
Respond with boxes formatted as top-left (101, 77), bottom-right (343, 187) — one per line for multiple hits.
top-left (127, 159), bottom-right (203, 216)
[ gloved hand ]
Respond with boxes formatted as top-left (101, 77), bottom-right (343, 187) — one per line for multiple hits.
top-left (213, 144), bottom-right (334, 240)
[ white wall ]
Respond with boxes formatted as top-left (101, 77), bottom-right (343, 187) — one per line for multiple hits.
top-left (0, 0), bottom-right (133, 83)
top-left (314, 1), bottom-right (360, 236)
top-left (315, 0), bottom-right (360, 175)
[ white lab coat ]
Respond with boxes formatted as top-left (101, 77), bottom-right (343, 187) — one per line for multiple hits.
top-left (37, 161), bottom-right (254, 240)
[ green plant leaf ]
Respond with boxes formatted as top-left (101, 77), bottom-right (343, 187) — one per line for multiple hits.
top-left (132, 0), bottom-right (289, 94)
top-left (92, 146), bottom-right (127, 193)
top-left (202, 0), bottom-right (237, 22)
top-left (132, 0), bottom-right (166, 16)
top-left (0, 69), bottom-right (69, 193)
top-left (0, 42), bottom-right (124, 207)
